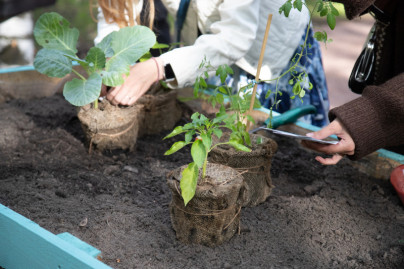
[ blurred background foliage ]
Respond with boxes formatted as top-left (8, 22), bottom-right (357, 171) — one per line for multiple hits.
top-left (33, 0), bottom-right (98, 56)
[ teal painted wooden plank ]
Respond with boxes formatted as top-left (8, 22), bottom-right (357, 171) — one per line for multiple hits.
top-left (56, 232), bottom-right (101, 259)
top-left (0, 204), bottom-right (113, 269)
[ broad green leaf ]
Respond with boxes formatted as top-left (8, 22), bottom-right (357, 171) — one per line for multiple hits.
top-left (33, 12), bottom-right (78, 56)
top-left (180, 162), bottom-right (198, 206)
top-left (34, 48), bottom-right (72, 77)
top-left (100, 59), bottom-right (129, 86)
top-left (96, 32), bottom-right (114, 57)
top-left (191, 140), bottom-right (206, 168)
top-left (86, 47), bottom-right (106, 73)
top-left (164, 141), bottom-right (187, 155)
top-left (164, 126), bottom-right (184, 139)
top-left (200, 133), bottom-right (212, 151)
top-left (212, 128), bottom-right (223, 139)
top-left (63, 73), bottom-right (102, 106)
top-left (106, 25), bottom-right (156, 73)
top-left (228, 141), bottom-right (251, 152)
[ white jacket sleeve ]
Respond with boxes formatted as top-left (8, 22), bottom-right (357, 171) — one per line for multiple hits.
top-left (160, 0), bottom-right (260, 88)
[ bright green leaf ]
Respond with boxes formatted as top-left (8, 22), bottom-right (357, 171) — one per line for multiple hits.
top-left (180, 162), bottom-right (199, 206)
top-left (191, 140), bottom-right (206, 168)
top-left (228, 141), bottom-right (251, 152)
top-left (200, 133), bottom-right (212, 151)
top-left (327, 13), bottom-right (336, 30)
top-left (85, 47), bottom-right (106, 73)
top-left (63, 73), bottom-right (102, 106)
top-left (34, 48), bottom-right (72, 77)
top-left (164, 126), bottom-right (184, 139)
top-left (164, 141), bottom-right (187, 155)
top-left (33, 12), bottom-right (78, 56)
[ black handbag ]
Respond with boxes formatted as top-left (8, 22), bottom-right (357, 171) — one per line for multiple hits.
top-left (348, 24), bottom-right (376, 94)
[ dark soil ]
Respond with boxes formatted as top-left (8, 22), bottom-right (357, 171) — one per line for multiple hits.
top-left (1, 94), bottom-right (404, 269)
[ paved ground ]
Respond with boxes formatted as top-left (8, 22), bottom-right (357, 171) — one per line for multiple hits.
top-left (313, 15), bottom-right (374, 109)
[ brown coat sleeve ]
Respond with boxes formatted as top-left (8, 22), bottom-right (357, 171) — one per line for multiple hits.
top-left (329, 73), bottom-right (404, 160)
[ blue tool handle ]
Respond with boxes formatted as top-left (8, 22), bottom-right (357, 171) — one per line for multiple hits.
top-left (264, 105), bottom-right (317, 129)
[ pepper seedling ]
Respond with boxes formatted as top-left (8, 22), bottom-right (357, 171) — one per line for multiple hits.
top-left (33, 12), bottom-right (156, 108)
top-left (164, 106), bottom-right (251, 206)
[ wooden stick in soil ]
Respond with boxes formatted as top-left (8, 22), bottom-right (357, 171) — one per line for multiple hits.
top-left (246, 13), bottom-right (273, 131)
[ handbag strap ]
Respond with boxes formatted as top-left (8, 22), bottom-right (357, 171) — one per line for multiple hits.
top-left (175, 0), bottom-right (191, 43)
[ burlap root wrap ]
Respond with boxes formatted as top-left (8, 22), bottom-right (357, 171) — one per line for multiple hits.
top-left (209, 133), bottom-right (278, 207)
top-left (167, 163), bottom-right (244, 247)
top-left (137, 90), bottom-right (182, 137)
top-left (77, 100), bottom-right (144, 152)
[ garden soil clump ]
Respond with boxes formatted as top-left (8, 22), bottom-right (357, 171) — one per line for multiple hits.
top-left (1, 94), bottom-right (404, 268)
top-left (167, 163), bottom-right (244, 247)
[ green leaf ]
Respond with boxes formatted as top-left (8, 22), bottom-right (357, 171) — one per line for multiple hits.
top-left (225, 65), bottom-right (234, 75)
top-left (105, 26), bottom-right (156, 74)
top-left (327, 13), bottom-right (336, 30)
top-left (164, 141), bottom-right (187, 155)
top-left (228, 141), bottom-right (251, 152)
top-left (85, 47), bottom-right (106, 73)
top-left (33, 12), bottom-right (78, 56)
top-left (330, 4), bottom-right (340, 16)
top-left (152, 42), bottom-right (169, 49)
top-left (96, 32), bottom-right (114, 57)
top-left (216, 93), bottom-right (225, 106)
top-left (191, 140), bottom-right (206, 168)
top-left (212, 128), bottom-right (223, 139)
top-left (34, 48), bottom-right (72, 77)
top-left (163, 126), bottom-right (184, 139)
top-left (200, 77), bottom-right (207, 88)
top-left (101, 61), bottom-right (130, 87)
top-left (293, 0), bottom-right (303, 11)
top-left (63, 73), bottom-right (102, 106)
top-left (200, 133), bottom-right (212, 151)
top-left (180, 162), bottom-right (198, 206)
top-left (320, 8), bottom-right (328, 17)
top-left (185, 131), bottom-right (194, 143)
top-left (299, 89), bottom-right (306, 98)
top-left (281, 1), bottom-right (292, 17)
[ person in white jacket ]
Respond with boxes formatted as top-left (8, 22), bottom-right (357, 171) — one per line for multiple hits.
top-left (95, 0), bottom-right (328, 126)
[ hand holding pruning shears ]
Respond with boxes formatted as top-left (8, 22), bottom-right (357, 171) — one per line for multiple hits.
top-left (302, 119), bottom-right (355, 165)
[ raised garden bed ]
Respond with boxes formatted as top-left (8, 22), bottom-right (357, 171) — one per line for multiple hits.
top-left (1, 93), bottom-right (404, 268)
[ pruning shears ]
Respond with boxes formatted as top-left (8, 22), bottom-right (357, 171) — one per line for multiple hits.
top-left (249, 105), bottom-right (338, 145)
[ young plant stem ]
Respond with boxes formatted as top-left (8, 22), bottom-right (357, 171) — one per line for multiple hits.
top-left (202, 157), bottom-right (207, 179)
top-left (71, 68), bottom-right (86, 81)
top-left (263, 2), bottom-right (317, 125)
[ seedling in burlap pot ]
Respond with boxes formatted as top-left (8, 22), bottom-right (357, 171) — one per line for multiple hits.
top-left (195, 61), bottom-right (278, 207)
top-left (164, 108), bottom-right (250, 247)
top-left (33, 12), bottom-right (156, 152)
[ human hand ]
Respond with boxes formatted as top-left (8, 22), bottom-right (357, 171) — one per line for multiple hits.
top-left (106, 57), bottom-right (164, 106)
top-left (301, 119), bottom-right (355, 165)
